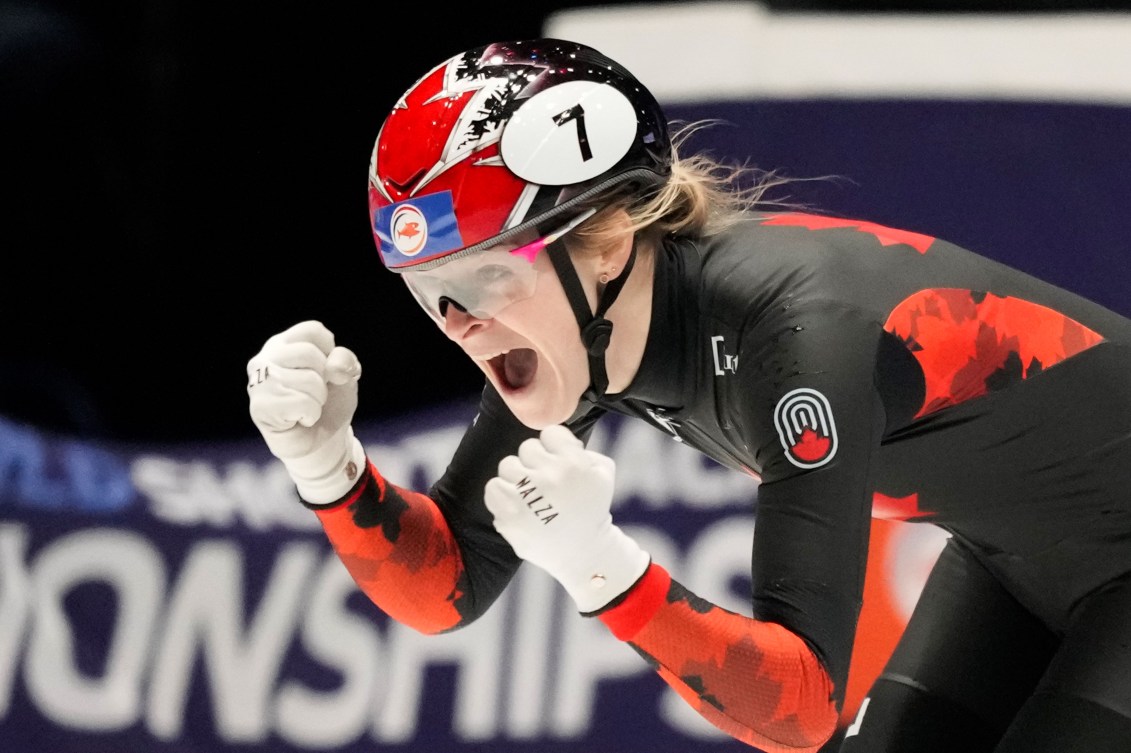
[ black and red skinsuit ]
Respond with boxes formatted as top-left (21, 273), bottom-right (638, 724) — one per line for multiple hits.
top-left (311, 213), bottom-right (1131, 753)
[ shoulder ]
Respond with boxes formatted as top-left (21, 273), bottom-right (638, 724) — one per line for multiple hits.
top-left (699, 211), bottom-right (941, 272)
top-left (690, 215), bottom-right (874, 328)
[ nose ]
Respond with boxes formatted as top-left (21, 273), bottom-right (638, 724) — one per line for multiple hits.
top-left (441, 297), bottom-right (489, 340)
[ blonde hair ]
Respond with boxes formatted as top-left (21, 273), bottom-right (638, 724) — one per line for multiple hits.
top-left (567, 119), bottom-right (822, 256)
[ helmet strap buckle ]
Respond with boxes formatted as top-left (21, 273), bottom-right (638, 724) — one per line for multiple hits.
top-left (547, 235), bottom-right (638, 401)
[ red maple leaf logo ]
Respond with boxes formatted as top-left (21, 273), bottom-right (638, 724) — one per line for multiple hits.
top-left (790, 427), bottom-right (831, 462)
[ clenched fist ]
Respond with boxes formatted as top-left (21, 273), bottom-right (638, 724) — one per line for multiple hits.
top-left (247, 320), bottom-right (366, 504)
top-left (484, 425), bottom-right (650, 613)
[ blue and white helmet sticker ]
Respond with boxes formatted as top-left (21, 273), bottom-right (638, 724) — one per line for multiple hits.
top-left (774, 387), bottom-right (838, 469)
top-left (372, 191), bottom-right (464, 268)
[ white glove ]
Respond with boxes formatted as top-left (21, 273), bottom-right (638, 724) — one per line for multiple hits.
top-left (247, 320), bottom-right (366, 505)
top-left (484, 424), bottom-right (650, 614)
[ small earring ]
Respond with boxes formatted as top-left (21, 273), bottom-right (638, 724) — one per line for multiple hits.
top-left (598, 273), bottom-right (610, 285)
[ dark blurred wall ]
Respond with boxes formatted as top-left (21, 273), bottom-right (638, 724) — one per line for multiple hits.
top-left (3, 1), bottom-right (1130, 442)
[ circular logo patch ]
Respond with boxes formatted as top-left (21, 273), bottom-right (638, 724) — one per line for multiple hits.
top-left (391, 204), bottom-right (428, 257)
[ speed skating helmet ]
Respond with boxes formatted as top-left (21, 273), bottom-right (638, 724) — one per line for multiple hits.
top-left (367, 38), bottom-right (672, 273)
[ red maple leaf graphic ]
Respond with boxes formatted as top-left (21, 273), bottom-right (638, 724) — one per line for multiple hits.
top-left (397, 221), bottom-right (422, 240)
top-left (790, 427), bottom-right (831, 462)
top-left (762, 213), bottom-right (935, 254)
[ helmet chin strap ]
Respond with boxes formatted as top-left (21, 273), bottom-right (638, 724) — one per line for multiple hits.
top-left (546, 236), bottom-right (638, 402)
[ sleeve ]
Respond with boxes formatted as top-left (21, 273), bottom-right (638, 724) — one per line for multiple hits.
top-left (593, 299), bottom-right (887, 752)
top-left (742, 299), bottom-right (887, 699)
top-left (306, 383), bottom-right (542, 634)
top-left (600, 565), bottom-right (839, 753)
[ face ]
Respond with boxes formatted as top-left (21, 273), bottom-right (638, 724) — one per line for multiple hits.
top-left (423, 236), bottom-right (596, 429)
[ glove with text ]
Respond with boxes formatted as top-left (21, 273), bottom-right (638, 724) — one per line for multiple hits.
top-left (484, 425), bottom-right (650, 614)
top-left (247, 320), bottom-right (366, 505)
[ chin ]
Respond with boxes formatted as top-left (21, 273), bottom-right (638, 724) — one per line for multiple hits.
top-left (503, 398), bottom-right (571, 430)
top-left (497, 386), bottom-right (577, 430)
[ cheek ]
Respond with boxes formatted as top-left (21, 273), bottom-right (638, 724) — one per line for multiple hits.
top-left (513, 256), bottom-right (594, 372)
top-left (509, 297), bottom-right (583, 364)
top-left (524, 261), bottom-right (579, 335)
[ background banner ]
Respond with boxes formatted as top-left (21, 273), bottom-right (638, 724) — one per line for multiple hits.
top-left (0, 401), bottom-right (949, 753)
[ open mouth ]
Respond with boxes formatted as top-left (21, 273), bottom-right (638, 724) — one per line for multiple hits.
top-left (487, 348), bottom-right (537, 391)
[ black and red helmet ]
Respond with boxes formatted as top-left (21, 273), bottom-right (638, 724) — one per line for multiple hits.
top-left (368, 38), bottom-right (672, 272)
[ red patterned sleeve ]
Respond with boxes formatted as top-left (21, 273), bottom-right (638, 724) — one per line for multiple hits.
top-left (600, 564), bottom-right (839, 752)
top-left (312, 459), bottom-right (467, 634)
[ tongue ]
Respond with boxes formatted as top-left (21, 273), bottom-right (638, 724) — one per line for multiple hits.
top-left (503, 349), bottom-right (537, 389)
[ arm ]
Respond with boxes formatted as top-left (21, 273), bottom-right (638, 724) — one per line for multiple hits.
top-left (311, 385), bottom-right (545, 633)
top-left (485, 427), bottom-right (839, 752)
top-left (636, 303), bottom-right (886, 748)
top-left (306, 461), bottom-right (468, 634)
top-left (600, 565), bottom-right (838, 752)
top-left (246, 321), bottom-right (536, 634)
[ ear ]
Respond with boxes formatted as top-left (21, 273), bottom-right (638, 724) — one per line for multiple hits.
top-left (597, 209), bottom-right (635, 284)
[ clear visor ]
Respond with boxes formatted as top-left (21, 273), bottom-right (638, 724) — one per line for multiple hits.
top-left (402, 208), bottom-right (596, 323)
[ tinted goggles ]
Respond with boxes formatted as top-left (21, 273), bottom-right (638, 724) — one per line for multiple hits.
top-left (403, 208), bottom-right (596, 323)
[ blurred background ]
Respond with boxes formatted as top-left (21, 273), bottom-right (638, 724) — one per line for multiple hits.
top-left (2, 3), bottom-right (1130, 753)
top-left (4, 0), bottom-right (1130, 443)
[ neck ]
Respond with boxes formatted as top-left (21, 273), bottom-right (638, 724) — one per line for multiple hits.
top-left (602, 240), bottom-right (655, 394)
